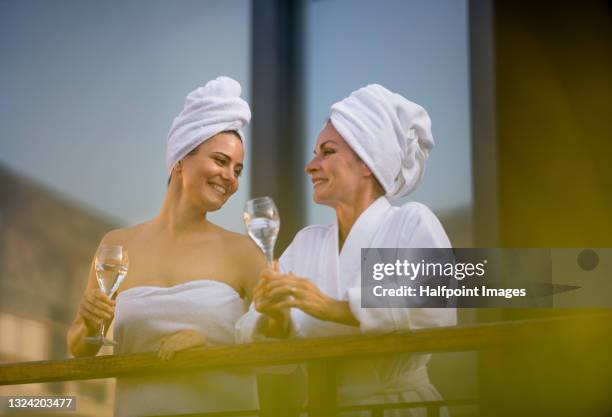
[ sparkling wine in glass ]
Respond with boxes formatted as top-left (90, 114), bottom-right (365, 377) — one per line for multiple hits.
top-left (84, 244), bottom-right (129, 346)
top-left (243, 196), bottom-right (280, 264)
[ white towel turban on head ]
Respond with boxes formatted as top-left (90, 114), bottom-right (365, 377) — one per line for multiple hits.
top-left (329, 84), bottom-right (434, 200)
top-left (165, 76), bottom-right (251, 176)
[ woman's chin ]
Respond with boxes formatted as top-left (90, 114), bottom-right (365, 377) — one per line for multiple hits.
top-left (201, 194), bottom-right (228, 213)
top-left (209, 199), bottom-right (227, 212)
top-left (312, 193), bottom-right (334, 207)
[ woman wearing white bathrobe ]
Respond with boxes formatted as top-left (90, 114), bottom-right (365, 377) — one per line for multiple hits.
top-left (236, 84), bottom-right (456, 417)
top-left (67, 77), bottom-right (264, 417)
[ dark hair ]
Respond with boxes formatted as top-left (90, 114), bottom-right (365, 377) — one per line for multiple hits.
top-left (166, 130), bottom-right (243, 187)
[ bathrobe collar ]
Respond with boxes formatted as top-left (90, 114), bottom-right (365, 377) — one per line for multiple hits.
top-left (336, 196), bottom-right (392, 291)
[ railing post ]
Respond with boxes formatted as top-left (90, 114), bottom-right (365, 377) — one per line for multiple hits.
top-left (257, 366), bottom-right (305, 417)
top-left (307, 359), bottom-right (336, 417)
top-left (427, 404), bottom-right (441, 417)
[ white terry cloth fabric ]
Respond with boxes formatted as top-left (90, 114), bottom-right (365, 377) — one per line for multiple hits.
top-left (329, 84), bottom-right (434, 201)
top-left (165, 76), bottom-right (251, 176)
top-left (236, 197), bottom-right (456, 417)
top-left (114, 280), bottom-right (257, 417)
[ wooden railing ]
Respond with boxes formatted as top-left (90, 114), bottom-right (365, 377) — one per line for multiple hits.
top-left (2, 313), bottom-right (611, 416)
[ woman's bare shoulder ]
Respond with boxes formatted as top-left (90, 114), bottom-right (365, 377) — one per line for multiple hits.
top-left (218, 228), bottom-right (254, 250)
top-left (100, 220), bottom-right (154, 246)
top-left (218, 229), bottom-right (265, 262)
top-left (218, 229), bottom-right (266, 289)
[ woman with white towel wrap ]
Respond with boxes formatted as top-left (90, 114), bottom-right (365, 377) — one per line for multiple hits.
top-left (67, 76), bottom-right (265, 417)
top-left (236, 84), bottom-right (457, 417)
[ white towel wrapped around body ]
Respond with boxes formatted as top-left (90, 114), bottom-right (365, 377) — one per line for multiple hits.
top-left (113, 280), bottom-right (257, 417)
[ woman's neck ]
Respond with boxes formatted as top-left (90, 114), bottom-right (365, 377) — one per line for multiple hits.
top-left (335, 190), bottom-right (381, 251)
top-left (158, 184), bottom-right (211, 239)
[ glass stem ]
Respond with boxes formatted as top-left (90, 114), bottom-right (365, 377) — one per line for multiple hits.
top-left (264, 247), bottom-right (274, 265)
top-left (100, 321), bottom-right (106, 340)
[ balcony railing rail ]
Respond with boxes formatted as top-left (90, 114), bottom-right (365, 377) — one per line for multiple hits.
top-left (2, 312), bottom-right (610, 416)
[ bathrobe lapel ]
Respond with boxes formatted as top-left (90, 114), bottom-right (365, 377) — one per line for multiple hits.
top-left (337, 197), bottom-right (392, 296)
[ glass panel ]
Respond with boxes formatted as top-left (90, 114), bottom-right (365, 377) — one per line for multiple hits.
top-left (0, 0), bottom-right (251, 232)
top-left (304, 0), bottom-right (473, 245)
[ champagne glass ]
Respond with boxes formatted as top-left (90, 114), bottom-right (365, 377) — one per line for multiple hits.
top-left (84, 244), bottom-right (129, 346)
top-left (243, 196), bottom-right (280, 265)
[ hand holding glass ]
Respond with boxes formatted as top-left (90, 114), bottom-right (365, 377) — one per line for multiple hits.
top-left (243, 196), bottom-right (280, 265)
top-left (84, 244), bottom-right (129, 346)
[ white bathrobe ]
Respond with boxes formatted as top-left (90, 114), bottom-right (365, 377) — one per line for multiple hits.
top-left (236, 196), bottom-right (456, 416)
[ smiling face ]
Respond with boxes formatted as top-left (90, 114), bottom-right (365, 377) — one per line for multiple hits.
top-left (305, 122), bottom-right (376, 208)
top-left (176, 131), bottom-right (244, 212)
